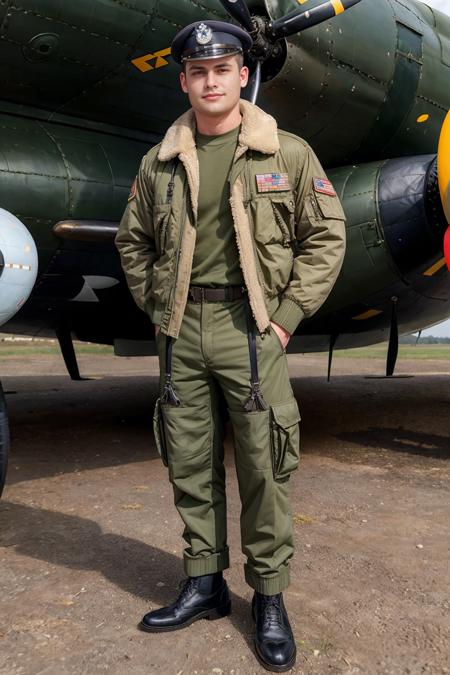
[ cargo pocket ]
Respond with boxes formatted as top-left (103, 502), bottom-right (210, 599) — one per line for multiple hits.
top-left (153, 398), bottom-right (168, 467)
top-left (270, 399), bottom-right (301, 481)
top-left (306, 191), bottom-right (346, 224)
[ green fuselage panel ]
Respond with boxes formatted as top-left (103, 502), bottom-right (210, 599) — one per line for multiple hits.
top-left (0, 0), bottom-right (448, 167)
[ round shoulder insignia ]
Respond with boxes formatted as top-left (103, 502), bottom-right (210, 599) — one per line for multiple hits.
top-left (195, 23), bottom-right (213, 45)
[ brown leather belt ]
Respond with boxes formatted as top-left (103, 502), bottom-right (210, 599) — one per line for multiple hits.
top-left (188, 286), bottom-right (247, 303)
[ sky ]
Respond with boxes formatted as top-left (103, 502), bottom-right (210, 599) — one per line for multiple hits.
top-left (420, 318), bottom-right (450, 337)
top-left (420, 0), bottom-right (449, 13)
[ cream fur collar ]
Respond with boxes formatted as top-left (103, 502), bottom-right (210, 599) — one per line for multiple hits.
top-left (158, 99), bottom-right (279, 161)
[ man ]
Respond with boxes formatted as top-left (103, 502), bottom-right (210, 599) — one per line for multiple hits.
top-left (116, 19), bottom-right (346, 672)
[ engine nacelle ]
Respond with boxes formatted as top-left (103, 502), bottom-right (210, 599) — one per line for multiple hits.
top-left (0, 209), bottom-right (38, 327)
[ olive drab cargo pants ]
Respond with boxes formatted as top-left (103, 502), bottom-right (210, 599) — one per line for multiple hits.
top-left (153, 298), bottom-right (300, 595)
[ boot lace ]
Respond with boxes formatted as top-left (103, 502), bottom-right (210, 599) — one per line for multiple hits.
top-left (177, 577), bottom-right (200, 604)
top-left (261, 595), bottom-right (284, 630)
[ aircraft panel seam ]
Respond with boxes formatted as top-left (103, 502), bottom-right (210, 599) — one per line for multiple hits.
top-left (416, 93), bottom-right (449, 110)
top-left (327, 56), bottom-right (388, 87)
top-left (110, 0), bottom-right (223, 20)
top-left (8, 4), bottom-right (136, 47)
top-left (0, 168), bottom-right (126, 187)
top-left (37, 122), bottom-right (74, 217)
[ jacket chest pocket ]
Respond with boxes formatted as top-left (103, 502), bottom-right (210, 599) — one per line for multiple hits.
top-left (153, 204), bottom-right (172, 255)
top-left (251, 195), bottom-right (295, 247)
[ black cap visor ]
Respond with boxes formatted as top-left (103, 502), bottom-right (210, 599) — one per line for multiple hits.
top-left (182, 45), bottom-right (242, 62)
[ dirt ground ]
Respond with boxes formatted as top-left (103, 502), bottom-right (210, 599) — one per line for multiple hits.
top-left (0, 351), bottom-right (449, 675)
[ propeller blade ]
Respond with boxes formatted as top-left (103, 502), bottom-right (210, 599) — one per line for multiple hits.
top-left (270, 0), bottom-right (363, 40)
top-left (249, 61), bottom-right (262, 104)
top-left (217, 0), bottom-right (254, 33)
top-left (437, 110), bottom-right (450, 270)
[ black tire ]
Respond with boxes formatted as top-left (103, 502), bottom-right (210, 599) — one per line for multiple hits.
top-left (0, 382), bottom-right (9, 498)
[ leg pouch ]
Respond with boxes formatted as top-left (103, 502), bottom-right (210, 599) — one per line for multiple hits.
top-left (152, 398), bottom-right (168, 467)
top-left (270, 399), bottom-right (301, 481)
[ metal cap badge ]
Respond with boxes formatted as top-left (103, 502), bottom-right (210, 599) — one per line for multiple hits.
top-left (171, 20), bottom-right (252, 64)
top-left (195, 23), bottom-right (213, 45)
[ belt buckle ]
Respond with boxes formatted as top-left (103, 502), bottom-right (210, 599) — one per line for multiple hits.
top-left (190, 287), bottom-right (204, 303)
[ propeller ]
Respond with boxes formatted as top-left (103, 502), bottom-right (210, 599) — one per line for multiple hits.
top-left (217, 0), bottom-right (255, 33)
top-left (218, 0), bottom-right (364, 101)
top-left (437, 109), bottom-right (450, 270)
top-left (270, 0), bottom-right (363, 40)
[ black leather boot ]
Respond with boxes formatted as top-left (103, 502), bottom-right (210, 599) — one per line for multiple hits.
top-left (252, 592), bottom-right (296, 672)
top-left (139, 572), bottom-right (230, 632)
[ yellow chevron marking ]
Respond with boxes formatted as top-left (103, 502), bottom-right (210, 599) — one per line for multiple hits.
top-left (297, 0), bottom-right (309, 4)
top-left (422, 257), bottom-right (447, 276)
top-left (132, 47), bottom-right (172, 73)
top-left (331, 0), bottom-right (345, 15)
top-left (417, 114), bottom-right (430, 123)
top-left (352, 309), bottom-right (383, 321)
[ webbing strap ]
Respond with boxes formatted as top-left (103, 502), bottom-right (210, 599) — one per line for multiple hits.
top-left (244, 307), bottom-right (269, 412)
top-left (161, 335), bottom-right (181, 406)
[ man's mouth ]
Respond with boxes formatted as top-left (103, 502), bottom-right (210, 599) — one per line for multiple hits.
top-left (203, 93), bottom-right (224, 100)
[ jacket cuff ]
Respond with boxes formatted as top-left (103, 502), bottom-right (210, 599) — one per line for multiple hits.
top-left (271, 298), bottom-right (305, 335)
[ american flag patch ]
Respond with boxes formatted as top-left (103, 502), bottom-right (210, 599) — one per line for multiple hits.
top-left (313, 177), bottom-right (336, 197)
top-left (256, 173), bottom-right (291, 193)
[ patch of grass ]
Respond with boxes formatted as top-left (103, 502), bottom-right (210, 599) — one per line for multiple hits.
top-left (293, 513), bottom-right (315, 525)
top-left (0, 341), bottom-right (113, 359)
top-left (295, 637), bottom-right (333, 656)
top-left (334, 344), bottom-right (450, 360)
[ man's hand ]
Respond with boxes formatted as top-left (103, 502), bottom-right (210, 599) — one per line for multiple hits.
top-left (270, 321), bottom-right (291, 350)
top-left (154, 324), bottom-right (160, 337)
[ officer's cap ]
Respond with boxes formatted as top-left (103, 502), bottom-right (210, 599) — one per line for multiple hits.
top-left (171, 20), bottom-right (252, 65)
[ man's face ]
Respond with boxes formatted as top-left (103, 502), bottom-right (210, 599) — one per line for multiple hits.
top-left (180, 55), bottom-right (249, 118)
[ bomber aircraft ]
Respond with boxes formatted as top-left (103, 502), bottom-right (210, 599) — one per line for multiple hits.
top-left (0, 0), bottom-right (449, 495)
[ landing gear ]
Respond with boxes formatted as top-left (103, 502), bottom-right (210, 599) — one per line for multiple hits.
top-left (366, 297), bottom-right (412, 380)
top-left (0, 380), bottom-right (9, 498)
top-left (55, 323), bottom-right (84, 381)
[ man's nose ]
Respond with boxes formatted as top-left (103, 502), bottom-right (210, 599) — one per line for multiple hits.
top-left (205, 70), bottom-right (217, 88)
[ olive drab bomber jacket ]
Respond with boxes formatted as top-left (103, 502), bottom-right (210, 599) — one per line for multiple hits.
top-left (115, 100), bottom-right (346, 338)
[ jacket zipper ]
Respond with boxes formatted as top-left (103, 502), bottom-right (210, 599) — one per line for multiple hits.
top-left (166, 195), bottom-right (187, 327)
top-left (245, 200), bottom-right (269, 295)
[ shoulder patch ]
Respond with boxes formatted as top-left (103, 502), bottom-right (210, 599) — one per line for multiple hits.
top-left (313, 177), bottom-right (336, 197)
top-left (256, 173), bottom-right (291, 193)
top-left (128, 177), bottom-right (137, 202)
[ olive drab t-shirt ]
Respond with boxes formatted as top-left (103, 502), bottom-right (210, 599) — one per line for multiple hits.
top-left (190, 126), bottom-right (245, 287)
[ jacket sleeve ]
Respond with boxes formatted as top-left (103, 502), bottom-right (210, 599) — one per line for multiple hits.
top-left (270, 144), bottom-right (346, 335)
top-left (115, 154), bottom-right (161, 325)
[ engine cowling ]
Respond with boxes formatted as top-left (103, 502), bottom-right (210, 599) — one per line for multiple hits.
top-left (0, 208), bottom-right (38, 327)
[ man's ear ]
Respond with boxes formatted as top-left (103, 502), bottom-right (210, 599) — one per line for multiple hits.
top-left (240, 66), bottom-right (249, 89)
top-left (180, 71), bottom-right (188, 94)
